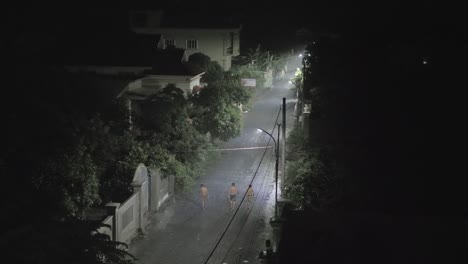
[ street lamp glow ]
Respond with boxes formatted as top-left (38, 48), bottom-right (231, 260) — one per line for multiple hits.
top-left (298, 53), bottom-right (303, 57)
top-left (257, 128), bottom-right (276, 147)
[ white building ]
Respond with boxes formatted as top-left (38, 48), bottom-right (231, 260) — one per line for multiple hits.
top-left (129, 10), bottom-right (241, 71)
top-left (116, 47), bottom-right (205, 129)
top-left (118, 47), bottom-right (205, 99)
top-left (120, 72), bottom-right (205, 100)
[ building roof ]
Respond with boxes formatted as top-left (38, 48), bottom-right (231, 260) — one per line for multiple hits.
top-left (63, 31), bottom-right (162, 67)
top-left (150, 47), bottom-right (204, 76)
top-left (62, 27), bottom-right (203, 76)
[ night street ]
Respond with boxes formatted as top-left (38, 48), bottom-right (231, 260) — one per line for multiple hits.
top-left (5, 3), bottom-right (466, 263)
top-left (129, 76), bottom-right (296, 264)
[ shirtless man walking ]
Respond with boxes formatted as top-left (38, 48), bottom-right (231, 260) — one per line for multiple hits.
top-left (229, 182), bottom-right (238, 210)
top-left (245, 184), bottom-right (255, 210)
top-left (246, 184), bottom-right (254, 203)
top-left (200, 184), bottom-right (208, 210)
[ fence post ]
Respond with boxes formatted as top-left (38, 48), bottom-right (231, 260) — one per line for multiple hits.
top-left (105, 202), bottom-right (121, 242)
top-left (149, 168), bottom-right (161, 212)
top-left (132, 181), bottom-right (143, 233)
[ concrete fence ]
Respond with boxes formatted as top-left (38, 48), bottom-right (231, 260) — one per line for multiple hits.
top-left (98, 163), bottom-right (174, 244)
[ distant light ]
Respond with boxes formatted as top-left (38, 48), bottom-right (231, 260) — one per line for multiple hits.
top-left (257, 128), bottom-right (263, 133)
top-left (298, 54), bottom-right (303, 57)
top-left (422, 60), bottom-right (428, 65)
top-left (308, 53), bottom-right (311, 57)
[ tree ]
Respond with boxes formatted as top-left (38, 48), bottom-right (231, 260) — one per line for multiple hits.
top-left (35, 143), bottom-right (101, 218)
top-left (1, 218), bottom-right (136, 264)
top-left (195, 100), bottom-right (242, 141)
top-left (285, 126), bottom-right (342, 211)
top-left (188, 52), bottom-right (211, 70)
top-left (188, 52), bottom-right (224, 83)
top-left (242, 44), bottom-right (263, 66)
top-left (97, 132), bottom-right (174, 203)
top-left (191, 78), bottom-right (251, 141)
top-left (241, 44), bottom-right (286, 72)
top-left (135, 84), bottom-right (217, 191)
top-left (137, 84), bottom-right (188, 133)
top-left (192, 77), bottom-right (250, 107)
top-left (119, 84), bottom-right (214, 193)
top-left (270, 54), bottom-right (290, 79)
top-left (205, 61), bottom-right (224, 83)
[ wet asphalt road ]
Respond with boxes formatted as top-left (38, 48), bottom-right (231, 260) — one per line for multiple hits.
top-left (129, 77), bottom-right (297, 264)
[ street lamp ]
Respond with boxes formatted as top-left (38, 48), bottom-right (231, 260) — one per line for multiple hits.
top-left (257, 124), bottom-right (281, 220)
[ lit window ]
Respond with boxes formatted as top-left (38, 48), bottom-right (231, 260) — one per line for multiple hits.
top-left (165, 39), bottom-right (175, 47)
top-left (186, 39), bottom-right (198, 49)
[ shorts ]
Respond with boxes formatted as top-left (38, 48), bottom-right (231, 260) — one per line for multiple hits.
top-left (230, 194), bottom-right (236, 201)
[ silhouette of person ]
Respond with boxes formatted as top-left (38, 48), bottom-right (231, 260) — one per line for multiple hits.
top-left (229, 182), bottom-right (238, 210)
top-left (200, 184), bottom-right (208, 210)
top-left (247, 184), bottom-right (254, 203)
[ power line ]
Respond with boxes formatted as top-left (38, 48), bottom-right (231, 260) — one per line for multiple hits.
top-left (203, 105), bottom-right (282, 264)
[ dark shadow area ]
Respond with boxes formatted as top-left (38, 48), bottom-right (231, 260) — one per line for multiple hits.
top-left (277, 2), bottom-right (467, 263)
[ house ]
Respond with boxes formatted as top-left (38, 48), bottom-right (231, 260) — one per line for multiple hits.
top-left (117, 47), bottom-right (205, 129)
top-left (118, 47), bottom-right (204, 99)
top-left (63, 29), bottom-right (204, 127)
top-left (63, 29), bottom-right (206, 98)
top-left (129, 9), bottom-right (241, 71)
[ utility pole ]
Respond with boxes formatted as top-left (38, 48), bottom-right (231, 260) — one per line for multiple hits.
top-left (257, 126), bottom-right (280, 220)
top-left (281, 98), bottom-right (286, 197)
top-left (275, 122), bottom-right (280, 220)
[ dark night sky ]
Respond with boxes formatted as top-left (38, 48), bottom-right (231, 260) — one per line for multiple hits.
top-left (5, 1), bottom-right (458, 50)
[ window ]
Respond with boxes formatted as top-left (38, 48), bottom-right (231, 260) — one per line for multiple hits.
top-left (186, 39), bottom-right (198, 49)
top-left (165, 39), bottom-right (175, 47)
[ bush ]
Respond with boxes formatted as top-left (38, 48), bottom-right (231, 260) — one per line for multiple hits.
top-left (285, 127), bottom-right (342, 211)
